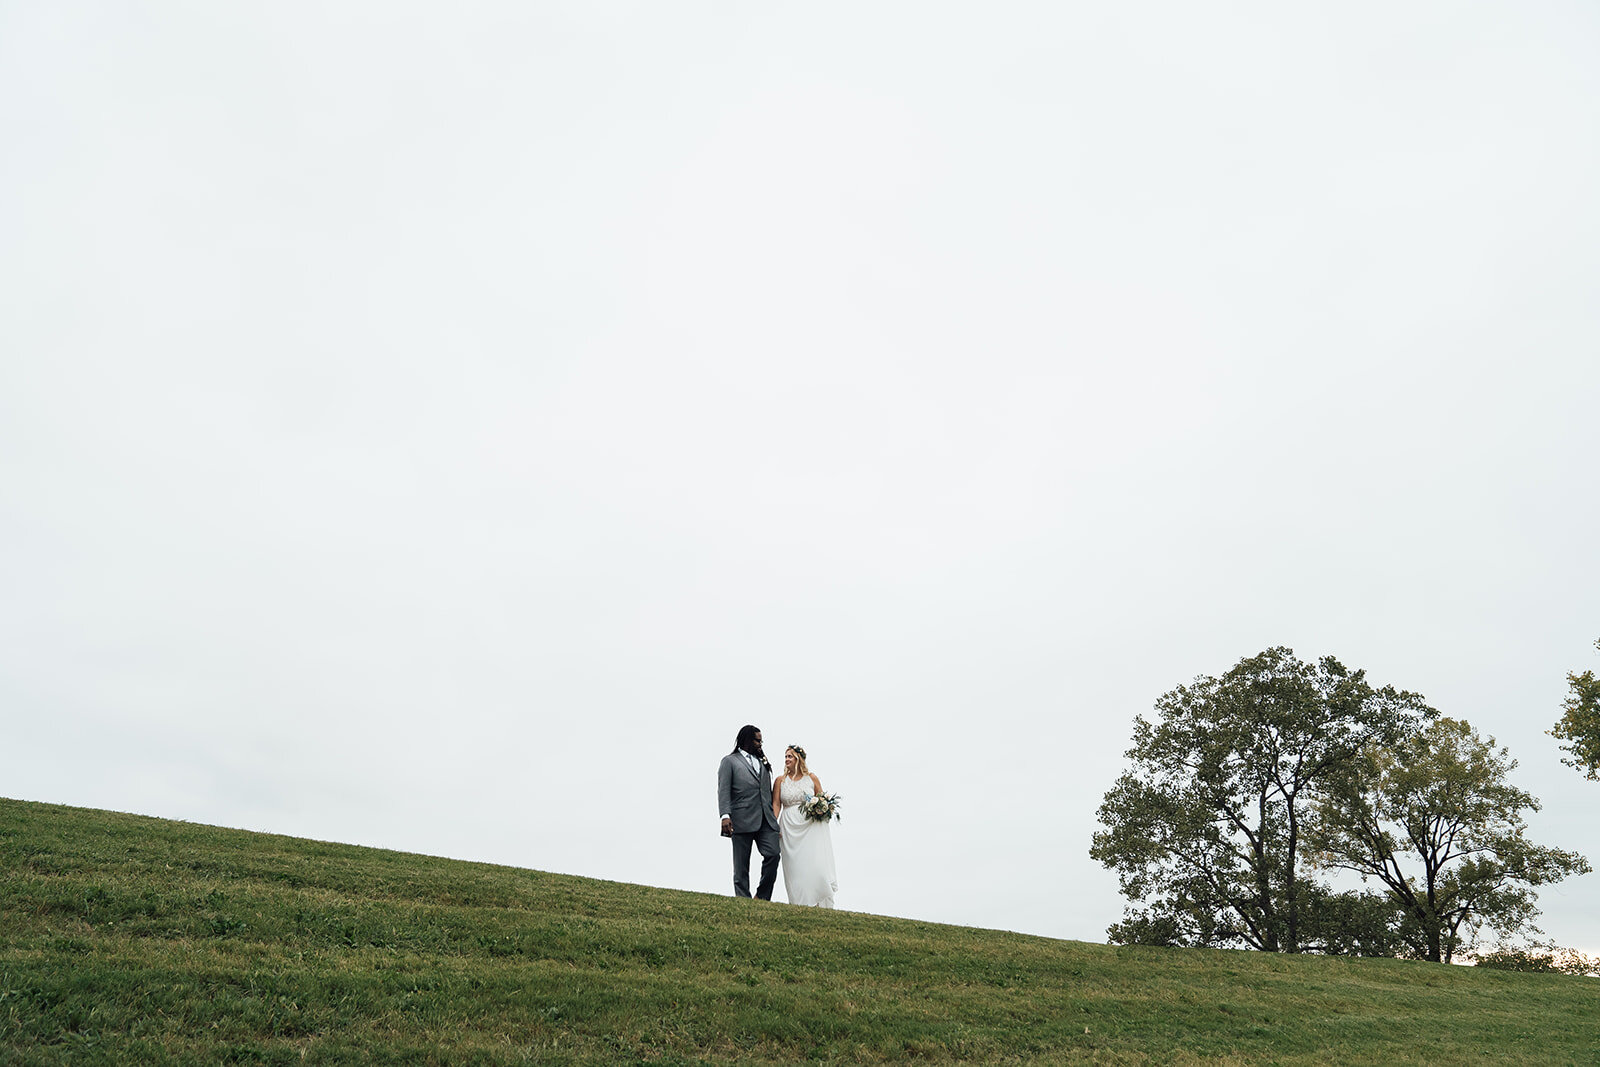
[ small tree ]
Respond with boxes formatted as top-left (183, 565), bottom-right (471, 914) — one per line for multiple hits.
top-left (1473, 942), bottom-right (1599, 977)
top-left (1307, 717), bottom-right (1591, 963)
top-left (1090, 647), bottom-right (1433, 953)
top-left (1549, 639), bottom-right (1600, 780)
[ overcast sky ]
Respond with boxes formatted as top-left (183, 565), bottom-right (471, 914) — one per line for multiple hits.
top-left (5, 2), bottom-right (1599, 955)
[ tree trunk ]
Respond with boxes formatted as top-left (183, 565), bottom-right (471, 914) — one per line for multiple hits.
top-left (1252, 794), bottom-right (1278, 952)
top-left (1284, 799), bottom-right (1300, 954)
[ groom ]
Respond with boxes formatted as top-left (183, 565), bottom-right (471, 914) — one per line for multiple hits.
top-left (717, 724), bottom-right (781, 900)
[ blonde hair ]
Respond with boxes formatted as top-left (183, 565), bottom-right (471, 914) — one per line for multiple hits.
top-left (785, 745), bottom-right (809, 777)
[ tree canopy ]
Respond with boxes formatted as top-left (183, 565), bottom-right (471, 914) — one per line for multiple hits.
top-left (1306, 717), bottom-right (1591, 963)
top-left (1549, 639), bottom-right (1600, 780)
top-left (1090, 647), bottom-right (1433, 953)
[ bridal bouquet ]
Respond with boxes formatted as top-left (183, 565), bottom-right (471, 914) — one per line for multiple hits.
top-left (800, 792), bottom-right (842, 823)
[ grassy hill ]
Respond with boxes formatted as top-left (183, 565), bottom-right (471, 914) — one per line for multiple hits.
top-left (2, 798), bottom-right (1596, 1065)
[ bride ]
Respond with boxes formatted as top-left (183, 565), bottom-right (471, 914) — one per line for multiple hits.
top-left (771, 744), bottom-right (838, 907)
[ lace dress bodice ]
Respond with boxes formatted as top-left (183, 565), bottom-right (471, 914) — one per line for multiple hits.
top-left (779, 776), bottom-right (811, 808)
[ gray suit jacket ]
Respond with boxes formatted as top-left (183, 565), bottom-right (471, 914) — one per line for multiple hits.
top-left (718, 750), bottom-right (778, 834)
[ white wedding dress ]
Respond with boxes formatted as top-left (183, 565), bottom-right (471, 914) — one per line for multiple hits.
top-left (778, 775), bottom-right (837, 907)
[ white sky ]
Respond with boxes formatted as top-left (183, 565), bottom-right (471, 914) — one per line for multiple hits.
top-left (4, 2), bottom-right (1599, 954)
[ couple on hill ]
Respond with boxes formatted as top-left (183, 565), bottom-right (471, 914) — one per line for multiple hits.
top-left (717, 725), bottom-right (839, 907)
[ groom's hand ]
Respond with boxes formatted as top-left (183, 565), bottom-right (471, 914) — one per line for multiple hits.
top-left (720, 817), bottom-right (732, 837)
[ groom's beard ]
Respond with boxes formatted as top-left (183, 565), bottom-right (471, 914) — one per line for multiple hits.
top-left (744, 743), bottom-right (769, 768)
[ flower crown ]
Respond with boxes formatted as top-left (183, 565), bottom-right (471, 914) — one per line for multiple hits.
top-left (787, 745), bottom-right (807, 760)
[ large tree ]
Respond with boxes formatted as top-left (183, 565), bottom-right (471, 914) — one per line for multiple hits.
top-left (1090, 647), bottom-right (1433, 953)
top-left (1549, 639), bottom-right (1600, 780)
top-left (1306, 717), bottom-right (1591, 963)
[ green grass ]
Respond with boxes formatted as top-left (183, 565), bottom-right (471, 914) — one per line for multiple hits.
top-left (2, 797), bottom-right (1596, 1065)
